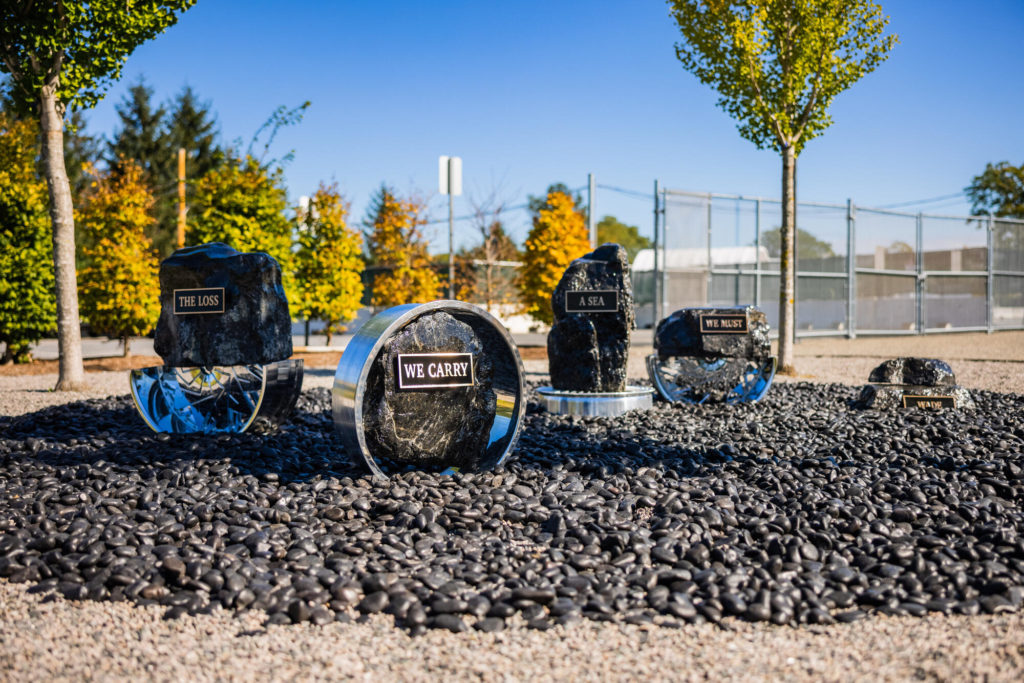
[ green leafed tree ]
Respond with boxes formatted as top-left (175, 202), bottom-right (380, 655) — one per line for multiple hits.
top-left (0, 0), bottom-right (196, 389)
top-left (596, 215), bottom-right (652, 262)
top-left (668, 0), bottom-right (897, 372)
top-left (188, 155), bottom-right (295, 302)
top-left (76, 159), bottom-right (161, 356)
top-left (0, 113), bottom-right (56, 363)
top-left (966, 162), bottom-right (1024, 219)
top-left (760, 226), bottom-right (835, 259)
top-left (293, 183), bottom-right (365, 345)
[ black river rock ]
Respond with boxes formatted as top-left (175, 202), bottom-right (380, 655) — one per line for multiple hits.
top-left (655, 306), bottom-right (771, 360)
top-left (153, 243), bottom-right (292, 367)
top-left (362, 311), bottom-right (496, 470)
top-left (2, 382), bottom-right (1023, 634)
top-left (548, 243), bottom-right (634, 392)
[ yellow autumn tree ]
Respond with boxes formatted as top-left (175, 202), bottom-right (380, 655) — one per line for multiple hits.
top-left (364, 185), bottom-right (440, 309)
top-left (76, 160), bottom-right (161, 356)
top-left (0, 113), bottom-right (56, 363)
top-left (293, 183), bottom-right (364, 344)
top-left (519, 190), bottom-right (590, 324)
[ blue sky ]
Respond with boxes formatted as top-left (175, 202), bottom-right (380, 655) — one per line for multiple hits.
top-left (80, 0), bottom-right (1024, 252)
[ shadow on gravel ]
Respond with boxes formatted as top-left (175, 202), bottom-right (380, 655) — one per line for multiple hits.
top-left (0, 392), bottom-right (364, 486)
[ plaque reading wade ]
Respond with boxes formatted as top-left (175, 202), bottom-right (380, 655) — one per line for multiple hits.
top-left (173, 287), bottom-right (225, 315)
top-left (699, 312), bottom-right (748, 334)
top-left (397, 353), bottom-right (475, 389)
top-left (902, 394), bottom-right (956, 409)
top-left (565, 289), bottom-right (619, 313)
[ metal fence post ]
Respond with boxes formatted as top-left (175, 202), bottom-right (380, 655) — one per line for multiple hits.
top-left (846, 199), bottom-right (856, 338)
top-left (653, 180), bottom-right (660, 326)
top-left (916, 212), bottom-right (924, 333)
top-left (706, 194), bottom-right (713, 305)
top-left (754, 198), bottom-right (761, 307)
top-left (987, 215), bottom-right (994, 334)
top-left (661, 188), bottom-right (669, 318)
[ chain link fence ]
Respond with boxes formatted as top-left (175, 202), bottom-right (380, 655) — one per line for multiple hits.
top-left (634, 189), bottom-right (1024, 336)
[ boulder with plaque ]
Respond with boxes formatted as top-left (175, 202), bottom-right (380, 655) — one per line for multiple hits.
top-left (537, 244), bottom-right (654, 416)
top-left (646, 306), bottom-right (776, 404)
top-left (129, 243), bottom-right (304, 433)
top-left (858, 357), bottom-right (974, 410)
top-left (332, 300), bottom-right (526, 477)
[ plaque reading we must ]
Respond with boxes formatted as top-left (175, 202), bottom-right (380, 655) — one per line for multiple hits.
top-left (700, 312), bottom-right (748, 334)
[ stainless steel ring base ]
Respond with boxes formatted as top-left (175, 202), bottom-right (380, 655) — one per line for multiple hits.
top-left (332, 300), bottom-right (526, 478)
top-left (536, 386), bottom-right (654, 417)
top-left (129, 359), bottom-right (304, 434)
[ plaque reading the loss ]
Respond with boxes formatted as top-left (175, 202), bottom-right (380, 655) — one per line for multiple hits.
top-left (396, 353), bottom-right (475, 390)
top-left (902, 394), bottom-right (956, 409)
top-left (565, 289), bottom-right (619, 313)
top-left (699, 313), bottom-right (748, 334)
top-left (173, 287), bottom-right (225, 315)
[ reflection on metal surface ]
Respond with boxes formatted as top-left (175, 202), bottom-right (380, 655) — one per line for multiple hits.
top-left (333, 301), bottom-right (526, 478)
top-left (536, 385), bottom-right (654, 417)
top-left (130, 359), bottom-right (303, 433)
top-left (647, 355), bottom-right (776, 404)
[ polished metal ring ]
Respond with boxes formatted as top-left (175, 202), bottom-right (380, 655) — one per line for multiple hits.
top-left (129, 359), bottom-right (304, 434)
top-left (332, 300), bottom-right (526, 478)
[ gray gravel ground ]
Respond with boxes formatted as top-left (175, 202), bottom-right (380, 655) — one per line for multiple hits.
top-left (3, 333), bottom-right (1024, 681)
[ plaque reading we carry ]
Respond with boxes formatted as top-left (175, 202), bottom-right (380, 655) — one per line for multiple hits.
top-left (173, 287), bottom-right (225, 315)
top-left (565, 289), bottom-right (619, 313)
top-left (902, 394), bottom-right (956, 409)
top-left (699, 312), bottom-right (748, 334)
top-left (396, 353), bottom-right (475, 390)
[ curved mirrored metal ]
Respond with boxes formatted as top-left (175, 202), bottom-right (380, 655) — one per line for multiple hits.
top-left (333, 300), bottom-right (526, 478)
top-left (130, 359), bottom-right (304, 434)
top-left (646, 355), bottom-right (776, 404)
top-left (536, 386), bottom-right (654, 417)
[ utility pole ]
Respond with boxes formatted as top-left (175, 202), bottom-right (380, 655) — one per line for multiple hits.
top-left (177, 148), bottom-right (186, 248)
top-left (588, 173), bottom-right (597, 248)
top-left (439, 156), bottom-right (462, 299)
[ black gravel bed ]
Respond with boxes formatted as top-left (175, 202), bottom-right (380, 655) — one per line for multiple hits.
top-left (2, 383), bottom-right (1024, 634)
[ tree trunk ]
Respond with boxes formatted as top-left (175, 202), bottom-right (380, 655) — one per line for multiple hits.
top-left (777, 145), bottom-right (797, 374)
top-left (122, 336), bottom-right (131, 358)
top-left (39, 84), bottom-right (86, 391)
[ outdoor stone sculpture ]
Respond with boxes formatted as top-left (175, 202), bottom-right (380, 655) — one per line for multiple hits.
top-left (333, 301), bottom-right (525, 478)
top-left (859, 357), bottom-right (974, 409)
top-left (547, 243), bottom-right (634, 392)
top-left (130, 242), bottom-right (303, 434)
top-left (538, 243), bottom-right (652, 416)
top-left (362, 311), bottom-right (496, 470)
top-left (647, 305), bottom-right (776, 404)
top-left (154, 242), bottom-right (292, 367)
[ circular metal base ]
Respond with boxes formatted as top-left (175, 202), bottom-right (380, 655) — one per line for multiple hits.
top-left (129, 359), bottom-right (304, 434)
top-left (646, 354), bottom-right (775, 404)
top-left (332, 301), bottom-right (526, 478)
top-left (536, 385), bottom-right (654, 417)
